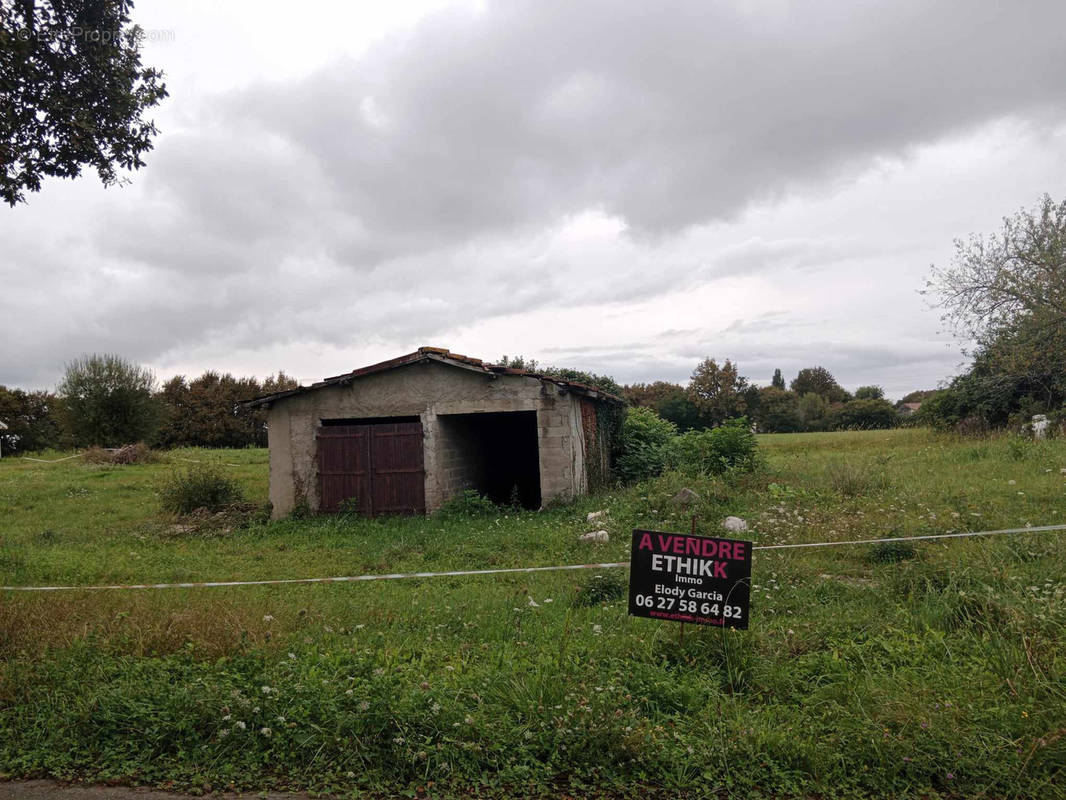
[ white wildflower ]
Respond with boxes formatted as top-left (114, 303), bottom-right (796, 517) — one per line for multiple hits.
top-left (259, 727), bottom-right (272, 737)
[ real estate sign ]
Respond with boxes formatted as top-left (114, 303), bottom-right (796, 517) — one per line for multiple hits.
top-left (628, 529), bottom-right (752, 629)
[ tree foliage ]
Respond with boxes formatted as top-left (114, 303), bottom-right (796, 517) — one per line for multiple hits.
top-left (688, 358), bottom-right (748, 427)
top-left (854, 385), bottom-right (884, 400)
top-left (929, 194), bottom-right (1066, 350)
top-left (771, 368), bottom-right (785, 389)
top-left (0, 385), bottom-right (63, 453)
top-left (1, 0), bottom-right (168, 205)
top-left (791, 367), bottom-right (849, 403)
top-left (796, 392), bottom-right (830, 431)
top-left (753, 386), bottom-right (802, 433)
top-left (623, 381), bottom-right (702, 431)
top-left (926, 194), bottom-right (1066, 429)
top-left (57, 353), bottom-right (158, 446)
top-left (828, 398), bottom-right (898, 430)
top-left (155, 371), bottom-right (298, 449)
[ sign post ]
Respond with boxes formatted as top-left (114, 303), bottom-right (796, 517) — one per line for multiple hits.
top-left (627, 528), bottom-right (752, 629)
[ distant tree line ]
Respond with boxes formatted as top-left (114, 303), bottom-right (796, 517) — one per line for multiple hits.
top-left (0, 354), bottom-right (296, 454)
top-left (1, 347), bottom-right (929, 456)
top-left (624, 361), bottom-right (905, 434)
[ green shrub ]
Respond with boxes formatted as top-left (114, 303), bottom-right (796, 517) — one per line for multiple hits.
top-left (615, 406), bottom-right (677, 483)
top-left (662, 417), bottom-right (757, 475)
top-left (438, 489), bottom-right (498, 516)
top-left (159, 465), bottom-right (243, 515)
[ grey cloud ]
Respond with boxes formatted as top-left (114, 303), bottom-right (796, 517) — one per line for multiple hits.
top-left (227, 0), bottom-right (1066, 247)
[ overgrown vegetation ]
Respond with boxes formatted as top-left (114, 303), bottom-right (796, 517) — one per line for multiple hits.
top-left (2, 430), bottom-right (1063, 797)
top-left (158, 464), bottom-right (244, 515)
top-left (615, 406), bottom-right (677, 482)
top-left (663, 418), bottom-right (759, 474)
top-left (616, 408), bottom-right (759, 482)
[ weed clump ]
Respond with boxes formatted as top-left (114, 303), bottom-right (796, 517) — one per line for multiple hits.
top-left (867, 539), bottom-right (918, 564)
top-left (824, 458), bottom-right (889, 497)
top-left (438, 490), bottom-right (498, 517)
top-left (573, 571), bottom-right (627, 607)
top-left (1005, 435), bottom-right (1031, 461)
top-left (159, 465), bottom-right (243, 515)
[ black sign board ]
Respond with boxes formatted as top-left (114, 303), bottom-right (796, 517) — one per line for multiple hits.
top-left (628, 529), bottom-right (752, 629)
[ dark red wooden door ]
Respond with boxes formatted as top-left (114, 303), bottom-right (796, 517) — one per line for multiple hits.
top-left (317, 422), bottom-right (425, 515)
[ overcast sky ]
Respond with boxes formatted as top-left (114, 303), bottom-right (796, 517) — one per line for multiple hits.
top-left (4, 0), bottom-right (1066, 399)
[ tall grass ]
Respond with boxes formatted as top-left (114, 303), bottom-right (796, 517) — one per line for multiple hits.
top-left (1, 433), bottom-right (1065, 797)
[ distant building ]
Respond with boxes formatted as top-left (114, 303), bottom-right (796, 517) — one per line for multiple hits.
top-left (898, 402), bottom-right (922, 416)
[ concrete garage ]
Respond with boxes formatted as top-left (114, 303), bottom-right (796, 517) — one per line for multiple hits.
top-left (244, 347), bottom-right (621, 518)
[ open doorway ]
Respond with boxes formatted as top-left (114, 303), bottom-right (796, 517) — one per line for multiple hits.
top-left (436, 411), bottom-right (541, 509)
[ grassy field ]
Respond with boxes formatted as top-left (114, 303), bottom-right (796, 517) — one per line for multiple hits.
top-left (1, 429), bottom-right (1065, 798)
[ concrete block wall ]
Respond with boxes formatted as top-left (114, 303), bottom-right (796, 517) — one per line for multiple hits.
top-left (536, 391), bottom-right (587, 505)
top-left (433, 414), bottom-right (488, 504)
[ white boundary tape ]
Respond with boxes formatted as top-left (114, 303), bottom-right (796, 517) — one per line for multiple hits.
top-left (19, 453), bottom-right (244, 467)
top-left (20, 453), bottom-right (84, 463)
top-left (3, 524), bottom-right (1065, 593)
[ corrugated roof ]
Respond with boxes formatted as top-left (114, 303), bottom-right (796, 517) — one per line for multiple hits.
top-left (241, 347), bottom-right (624, 408)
